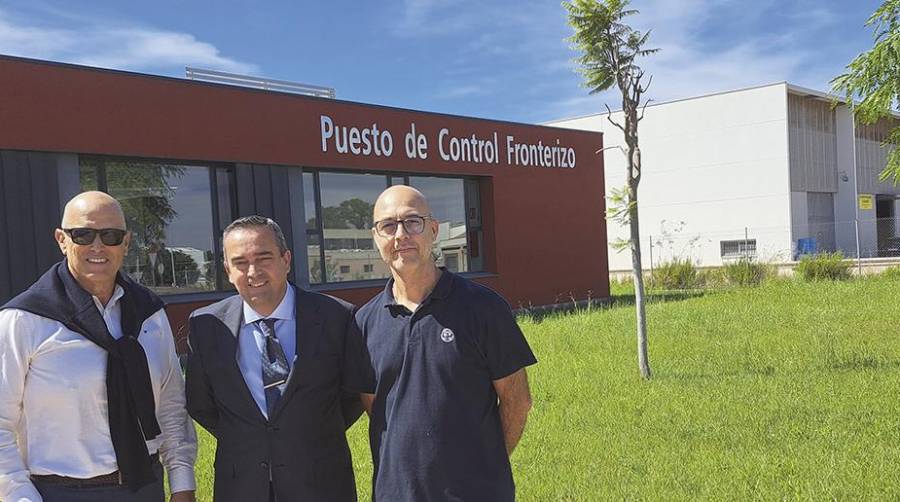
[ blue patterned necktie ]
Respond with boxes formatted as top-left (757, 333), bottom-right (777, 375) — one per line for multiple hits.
top-left (257, 318), bottom-right (289, 417)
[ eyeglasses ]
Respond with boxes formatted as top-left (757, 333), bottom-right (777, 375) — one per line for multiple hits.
top-left (62, 228), bottom-right (128, 246)
top-left (374, 215), bottom-right (433, 237)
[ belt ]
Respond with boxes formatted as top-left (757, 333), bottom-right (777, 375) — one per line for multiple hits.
top-left (31, 453), bottom-right (159, 488)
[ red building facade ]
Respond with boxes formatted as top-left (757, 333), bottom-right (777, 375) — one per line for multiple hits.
top-left (0, 55), bottom-right (608, 336)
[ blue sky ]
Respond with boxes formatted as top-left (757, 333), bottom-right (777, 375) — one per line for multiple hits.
top-left (0, 0), bottom-right (883, 123)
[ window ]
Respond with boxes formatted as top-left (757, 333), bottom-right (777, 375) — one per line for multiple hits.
top-left (307, 172), bottom-right (386, 283)
top-left (445, 254), bottom-right (459, 272)
top-left (303, 170), bottom-right (484, 284)
top-left (410, 176), bottom-right (473, 273)
top-left (720, 239), bottom-right (757, 259)
top-left (79, 157), bottom-right (234, 294)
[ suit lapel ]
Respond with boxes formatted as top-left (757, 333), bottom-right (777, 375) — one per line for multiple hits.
top-left (216, 297), bottom-right (267, 424)
top-left (270, 286), bottom-right (322, 419)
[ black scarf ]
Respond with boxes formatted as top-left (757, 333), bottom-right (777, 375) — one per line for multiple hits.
top-left (2, 260), bottom-right (164, 491)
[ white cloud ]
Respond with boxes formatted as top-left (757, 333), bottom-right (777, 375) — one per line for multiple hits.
top-left (544, 0), bottom-right (846, 120)
top-left (434, 83), bottom-right (491, 100)
top-left (0, 9), bottom-right (256, 74)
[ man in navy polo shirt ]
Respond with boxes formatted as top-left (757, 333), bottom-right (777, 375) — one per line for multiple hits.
top-left (356, 185), bottom-right (536, 501)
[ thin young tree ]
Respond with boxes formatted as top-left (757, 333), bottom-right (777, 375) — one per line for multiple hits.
top-left (832, 0), bottom-right (900, 184)
top-left (564, 0), bottom-right (657, 378)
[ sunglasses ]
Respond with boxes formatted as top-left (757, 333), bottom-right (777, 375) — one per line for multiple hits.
top-left (62, 228), bottom-right (128, 246)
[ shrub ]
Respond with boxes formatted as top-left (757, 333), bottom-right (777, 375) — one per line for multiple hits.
top-left (699, 267), bottom-right (726, 289)
top-left (795, 252), bottom-right (852, 281)
top-left (609, 277), bottom-right (636, 296)
top-left (724, 258), bottom-right (771, 286)
top-left (652, 258), bottom-right (702, 289)
top-left (881, 266), bottom-right (900, 280)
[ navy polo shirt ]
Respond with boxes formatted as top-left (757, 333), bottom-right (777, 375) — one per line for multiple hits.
top-left (356, 270), bottom-right (537, 502)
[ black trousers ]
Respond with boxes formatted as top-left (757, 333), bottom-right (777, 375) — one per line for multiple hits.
top-left (33, 462), bottom-right (164, 502)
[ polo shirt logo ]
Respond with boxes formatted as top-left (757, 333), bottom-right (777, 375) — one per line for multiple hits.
top-left (440, 328), bottom-right (455, 343)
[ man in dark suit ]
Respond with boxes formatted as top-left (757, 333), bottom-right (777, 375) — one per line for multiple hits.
top-left (185, 216), bottom-right (366, 502)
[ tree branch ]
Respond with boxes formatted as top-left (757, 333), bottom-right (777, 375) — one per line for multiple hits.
top-left (640, 74), bottom-right (654, 94)
top-left (605, 103), bottom-right (627, 134)
top-left (598, 145), bottom-right (626, 154)
top-left (638, 98), bottom-right (653, 122)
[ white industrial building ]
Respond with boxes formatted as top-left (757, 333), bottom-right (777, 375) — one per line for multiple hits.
top-left (549, 82), bottom-right (900, 272)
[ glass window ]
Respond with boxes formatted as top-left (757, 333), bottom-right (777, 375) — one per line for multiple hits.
top-left (79, 157), bottom-right (230, 294)
top-left (213, 168), bottom-right (236, 291)
top-left (388, 175), bottom-right (407, 186)
top-left (720, 239), bottom-right (757, 259)
top-left (410, 176), bottom-right (471, 273)
top-left (464, 178), bottom-right (484, 272)
top-left (318, 172), bottom-right (389, 283)
top-left (304, 170), bottom-right (484, 284)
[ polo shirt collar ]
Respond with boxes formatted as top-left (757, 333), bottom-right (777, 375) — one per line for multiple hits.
top-left (382, 267), bottom-right (454, 309)
top-left (430, 268), bottom-right (454, 300)
top-left (242, 284), bottom-right (295, 325)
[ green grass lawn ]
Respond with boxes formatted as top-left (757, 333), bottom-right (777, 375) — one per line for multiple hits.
top-left (189, 276), bottom-right (900, 500)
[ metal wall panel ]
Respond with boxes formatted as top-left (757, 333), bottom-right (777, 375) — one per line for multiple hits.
top-left (56, 154), bottom-right (81, 206)
top-left (28, 152), bottom-right (63, 272)
top-left (0, 151), bottom-right (66, 303)
top-left (235, 163), bottom-right (256, 217)
top-left (228, 163), bottom-right (300, 284)
top-left (270, 166), bottom-right (294, 251)
top-left (856, 118), bottom-right (900, 196)
top-left (252, 165), bottom-right (273, 217)
top-left (270, 166), bottom-right (296, 284)
top-left (788, 94), bottom-right (838, 193)
top-left (0, 154), bottom-right (9, 302)
top-left (2, 151), bottom-right (38, 296)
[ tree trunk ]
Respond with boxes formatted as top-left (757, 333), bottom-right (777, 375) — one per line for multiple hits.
top-left (629, 173), bottom-right (651, 379)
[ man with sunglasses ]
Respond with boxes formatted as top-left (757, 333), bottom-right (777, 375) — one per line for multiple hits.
top-left (0, 191), bottom-right (197, 502)
top-left (356, 185), bottom-right (537, 502)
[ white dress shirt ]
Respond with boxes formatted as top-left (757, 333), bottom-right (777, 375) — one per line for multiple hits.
top-left (237, 286), bottom-right (297, 419)
top-left (0, 285), bottom-right (198, 502)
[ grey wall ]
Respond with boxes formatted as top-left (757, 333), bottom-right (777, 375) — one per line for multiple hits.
top-left (234, 163), bottom-right (307, 285)
top-left (0, 151), bottom-right (69, 304)
top-left (834, 106), bottom-right (859, 256)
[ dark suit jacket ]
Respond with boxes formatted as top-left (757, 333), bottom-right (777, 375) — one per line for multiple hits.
top-left (185, 285), bottom-right (367, 502)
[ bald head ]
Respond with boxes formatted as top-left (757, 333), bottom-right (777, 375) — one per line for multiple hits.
top-left (373, 185), bottom-right (432, 222)
top-left (55, 191), bottom-right (130, 304)
top-left (61, 191), bottom-right (126, 229)
top-left (371, 185), bottom-right (439, 278)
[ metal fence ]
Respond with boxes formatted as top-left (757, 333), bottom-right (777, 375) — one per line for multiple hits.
top-left (609, 217), bottom-right (900, 283)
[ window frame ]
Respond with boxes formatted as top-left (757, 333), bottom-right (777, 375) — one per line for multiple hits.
top-left (302, 167), bottom-right (487, 287)
top-left (78, 155), bottom-right (236, 294)
top-left (720, 239), bottom-right (757, 260)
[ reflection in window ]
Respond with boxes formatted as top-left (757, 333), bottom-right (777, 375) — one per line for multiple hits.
top-left (303, 172), bottom-right (322, 283)
top-left (317, 172), bottom-right (389, 283)
top-left (302, 170), bottom-right (485, 284)
top-left (303, 172), bottom-right (318, 230)
top-left (79, 158), bottom-right (229, 294)
top-left (410, 176), bottom-right (470, 273)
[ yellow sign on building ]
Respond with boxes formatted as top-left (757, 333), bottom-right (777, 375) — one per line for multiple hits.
top-left (858, 194), bottom-right (874, 210)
